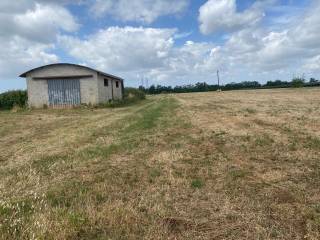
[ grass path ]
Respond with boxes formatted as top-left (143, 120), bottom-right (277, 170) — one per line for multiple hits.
top-left (0, 96), bottom-right (191, 239)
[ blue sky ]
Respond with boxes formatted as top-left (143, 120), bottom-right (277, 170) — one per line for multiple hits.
top-left (0, 0), bottom-right (320, 92)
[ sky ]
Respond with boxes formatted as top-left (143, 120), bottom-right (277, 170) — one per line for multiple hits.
top-left (1, 0), bottom-right (320, 92)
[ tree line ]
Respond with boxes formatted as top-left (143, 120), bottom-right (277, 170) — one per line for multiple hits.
top-left (139, 77), bottom-right (320, 95)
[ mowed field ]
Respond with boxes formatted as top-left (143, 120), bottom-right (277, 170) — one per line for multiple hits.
top-left (1, 88), bottom-right (320, 239)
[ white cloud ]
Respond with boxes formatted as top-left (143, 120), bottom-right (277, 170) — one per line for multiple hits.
top-left (12, 3), bottom-right (79, 43)
top-left (59, 1), bottom-right (320, 85)
top-left (198, 0), bottom-right (265, 35)
top-left (91, 0), bottom-right (189, 24)
top-left (235, 1), bottom-right (320, 72)
top-left (0, 0), bottom-right (83, 14)
top-left (0, 1), bottom-right (31, 14)
top-left (0, 3), bottom-right (79, 43)
top-left (59, 26), bottom-right (227, 84)
top-left (173, 31), bottom-right (193, 40)
top-left (59, 27), bottom-right (176, 72)
top-left (0, 1), bottom-right (79, 81)
top-left (0, 36), bottom-right (58, 79)
top-left (2, 0), bottom-right (320, 90)
top-left (303, 55), bottom-right (320, 71)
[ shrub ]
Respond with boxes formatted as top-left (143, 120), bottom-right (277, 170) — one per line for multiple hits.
top-left (0, 90), bottom-right (28, 110)
top-left (124, 87), bottom-right (146, 101)
top-left (291, 78), bottom-right (305, 88)
top-left (101, 88), bottom-right (146, 108)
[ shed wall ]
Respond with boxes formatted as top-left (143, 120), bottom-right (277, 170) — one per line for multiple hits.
top-left (80, 77), bottom-right (99, 104)
top-left (97, 75), bottom-right (123, 102)
top-left (98, 75), bottom-right (113, 102)
top-left (112, 79), bottom-right (123, 100)
top-left (27, 77), bottom-right (49, 108)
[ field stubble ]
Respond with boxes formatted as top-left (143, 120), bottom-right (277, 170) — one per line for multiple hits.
top-left (0, 88), bottom-right (320, 239)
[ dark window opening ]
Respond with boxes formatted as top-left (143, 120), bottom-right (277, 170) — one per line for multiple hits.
top-left (116, 81), bottom-right (119, 88)
top-left (104, 79), bottom-right (108, 87)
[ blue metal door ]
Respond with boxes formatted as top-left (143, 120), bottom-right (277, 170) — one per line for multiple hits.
top-left (48, 79), bottom-right (81, 106)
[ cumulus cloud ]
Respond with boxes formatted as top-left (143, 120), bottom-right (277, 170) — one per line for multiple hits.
top-left (198, 0), bottom-right (266, 34)
top-left (0, 37), bottom-right (58, 78)
top-left (0, 2), bottom-right (79, 43)
top-left (0, 1), bottom-right (79, 81)
top-left (1, 0), bottom-right (320, 90)
top-left (12, 3), bottom-right (79, 43)
top-left (0, 0), bottom-right (83, 14)
top-left (90, 0), bottom-right (189, 23)
top-left (59, 26), bottom-right (226, 84)
top-left (59, 27), bottom-right (176, 72)
top-left (227, 1), bottom-right (320, 72)
top-left (60, 1), bottom-right (320, 84)
top-left (132, 40), bottom-right (226, 84)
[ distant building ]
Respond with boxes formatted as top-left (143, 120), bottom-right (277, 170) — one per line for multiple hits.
top-left (20, 63), bottom-right (124, 108)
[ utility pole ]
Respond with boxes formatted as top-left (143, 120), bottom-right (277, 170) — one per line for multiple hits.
top-left (217, 70), bottom-right (222, 91)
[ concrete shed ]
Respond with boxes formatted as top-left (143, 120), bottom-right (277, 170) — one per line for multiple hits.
top-left (20, 63), bottom-right (124, 108)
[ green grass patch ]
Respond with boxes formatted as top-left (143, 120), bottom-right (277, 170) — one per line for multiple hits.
top-left (68, 211), bottom-right (88, 227)
top-left (46, 181), bottom-right (90, 208)
top-left (0, 197), bottom-right (40, 239)
top-left (244, 108), bottom-right (257, 114)
top-left (305, 136), bottom-right (320, 150)
top-left (254, 134), bottom-right (275, 147)
top-left (83, 144), bottom-right (122, 158)
top-left (32, 153), bottom-right (68, 175)
top-left (191, 179), bottom-right (204, 189)
top-left (228, 168), bottom-right (250, 180)
top-left (123, 97), bottom-right (178, 134)
top-left (149, 168), bottom-right (162, 183)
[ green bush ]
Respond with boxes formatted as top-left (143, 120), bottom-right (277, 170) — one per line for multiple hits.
top-left (291, 78), bottom-right (305, 88)
top-left (124, 87), bottom-right (146, 100)
top-left (0, 90), bottom-right (28, 110)
top-left (101, 88), bottom-right (146, 108)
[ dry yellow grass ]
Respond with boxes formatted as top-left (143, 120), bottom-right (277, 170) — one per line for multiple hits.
top-left (0, 88), bottom-right (320, 239)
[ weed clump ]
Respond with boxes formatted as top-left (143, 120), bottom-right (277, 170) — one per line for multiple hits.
top-left (102, 88), bottom-right (146, 108)
top-left (191, 179), bottom-right (204, 189)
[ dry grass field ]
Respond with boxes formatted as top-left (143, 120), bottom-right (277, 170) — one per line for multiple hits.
top-left (1, 88), bottom-right (320, 239)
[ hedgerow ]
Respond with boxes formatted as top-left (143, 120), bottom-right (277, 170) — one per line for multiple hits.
top-left (0, 90), bottom-right (28, 110)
